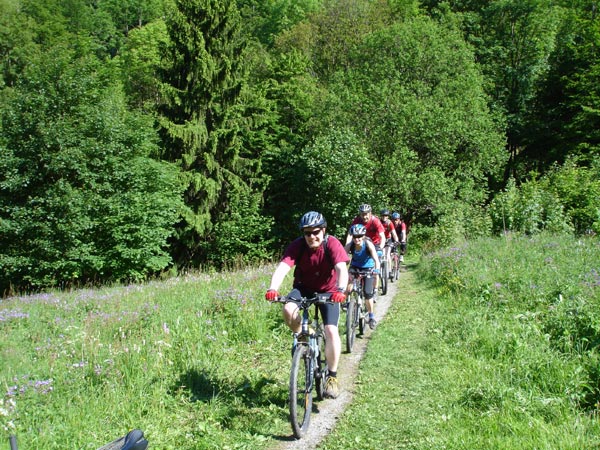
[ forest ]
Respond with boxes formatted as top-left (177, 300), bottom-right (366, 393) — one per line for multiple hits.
top-left (1, 0), bottom-right (598, 294)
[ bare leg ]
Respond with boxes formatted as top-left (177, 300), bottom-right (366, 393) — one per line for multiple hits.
top-left (283, 303), bottom-right (301, 333)
top-left (324, 324), bottom-right (340, 372)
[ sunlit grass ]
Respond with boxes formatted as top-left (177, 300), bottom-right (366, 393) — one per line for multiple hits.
top-left (3, 234), bottom-right (600, 448)
top-left (1, 266), bottom-right (293, 449)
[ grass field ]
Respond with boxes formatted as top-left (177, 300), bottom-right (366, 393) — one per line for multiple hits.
top-left (2, 233), bottom-right (600, 448)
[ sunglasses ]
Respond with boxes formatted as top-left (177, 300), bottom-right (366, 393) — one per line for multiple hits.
top-left (304, 229), bottom-right (322, 237)
top-left (352, 235), bottom-right (365, 239)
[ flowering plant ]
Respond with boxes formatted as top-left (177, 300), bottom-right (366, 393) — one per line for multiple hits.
top-left (0, 397), bottom-right (17, 433)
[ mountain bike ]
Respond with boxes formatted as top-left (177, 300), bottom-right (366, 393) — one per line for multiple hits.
top-left (378, 250), bottom-right (388, 295)
top-left (272, 293), bottom-right (330, 439)
top-left (7, 429), bottom-right (148, 450)
top-left (389, 242), bottom-right (400, 283)
top-left (345, 267), bottom-right (373, 352)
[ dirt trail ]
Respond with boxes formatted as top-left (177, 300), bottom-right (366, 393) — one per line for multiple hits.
top-left (269, 267), bottom-right (403, 450)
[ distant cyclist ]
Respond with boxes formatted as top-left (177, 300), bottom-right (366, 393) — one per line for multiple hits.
top-left (344, 204), bottom-right (385, 254)
top-left (379, 209), bottom-right (399, 268)
top-left (344, 224), bottom-right (380, 329)
top-left (265, 211), bottom-right (349, 399)
top-left (392, 212), bottom-right (407, 262)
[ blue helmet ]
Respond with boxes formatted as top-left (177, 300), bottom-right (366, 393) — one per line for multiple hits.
top-left (350, 224), bottom-right (367, 236)
top-left (299, 211), bottom-right (327, 230)
top-left (392, 212), bottom-right (401, 220)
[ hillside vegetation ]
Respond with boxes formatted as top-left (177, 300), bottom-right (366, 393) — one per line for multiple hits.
top-left (2, 0), bottom-right (599, 293)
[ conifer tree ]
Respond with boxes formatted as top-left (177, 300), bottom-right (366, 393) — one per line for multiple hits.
top-left (159, 0), bottom-right (265, 265)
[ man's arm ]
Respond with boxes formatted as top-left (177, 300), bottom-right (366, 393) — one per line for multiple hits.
top-left (268, 262), bottom-right (292, 291)
top-left (368, 242), bottom-right (381, 270)
top-left (334, 261), bottom-right (348, 290)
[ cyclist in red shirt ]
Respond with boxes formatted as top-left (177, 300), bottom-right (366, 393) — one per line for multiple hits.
top-left (265, 211), bottom-right (349, 399)
top-left (380, 209), bottom-right (399, 268)
top-left (392, 212), bottom-right (407, 262)
top-left (344, 204), bottom-right (386, 252)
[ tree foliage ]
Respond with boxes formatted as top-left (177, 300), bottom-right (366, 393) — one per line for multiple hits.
top-left (0, 42), bottom-right (184, 293)
top-left (323, 16), bottom-right (506, 225)
top-left (159, 0), bottom-right (271, 266)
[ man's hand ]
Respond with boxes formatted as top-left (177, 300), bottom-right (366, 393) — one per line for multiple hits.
top-left (265, 289), bottom-right (279, 301)
top-left (331, 290), bottom-right (346, 303)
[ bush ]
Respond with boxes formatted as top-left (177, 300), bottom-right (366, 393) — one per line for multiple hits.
top-left (489, 160), bottom-right (600, 236)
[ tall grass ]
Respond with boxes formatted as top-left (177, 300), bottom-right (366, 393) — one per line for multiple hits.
top-left (414, 233), bottom-right (600, 448)
top-left (1, 267), bottom-right (294, 449)
top-left (3, 234), bottom-right (600, 449)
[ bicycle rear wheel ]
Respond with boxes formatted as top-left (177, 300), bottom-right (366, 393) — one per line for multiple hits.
top-left (290, 345), bottom-right (313, 438)
top-left (345, 294), bottom-right (358, 353)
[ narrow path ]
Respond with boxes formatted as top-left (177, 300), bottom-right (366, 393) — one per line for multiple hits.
top-left (269, 266), bottom-right (403, 450)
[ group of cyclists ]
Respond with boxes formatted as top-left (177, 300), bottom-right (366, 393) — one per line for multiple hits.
top-left (265, 205), bottom-right (408, 400)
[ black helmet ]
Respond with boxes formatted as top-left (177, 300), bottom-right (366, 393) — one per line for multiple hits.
top-left (358, 204), bottom-right (372, 213)
top-left (380, 208), bottom-right (390, 216)
top-left (299, 211), bottom-right (327, 230)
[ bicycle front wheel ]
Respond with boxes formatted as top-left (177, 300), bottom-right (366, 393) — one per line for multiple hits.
top-left (345, 294), bottom-right (358, 353)
top-left (380, 261), bottom-right (388, 295)
top-left (358, 294), bottom-right (366, 335)
top-left (290, 345), bottom-right (313, 438)
top-left (315, 329), bottom-right (327, 400)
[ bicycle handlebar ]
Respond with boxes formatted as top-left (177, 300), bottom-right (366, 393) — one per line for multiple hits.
top-left (349, 267), bottom-right (375, 277)
top-left (272, 293), bottom-right (332, 305)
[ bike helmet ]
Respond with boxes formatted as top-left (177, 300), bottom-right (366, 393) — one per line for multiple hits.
top-left (350, 224), bottom-right (367, 236)
top-left (392, 212), bottom-right (401, 219)
top-left (299, 211), bottom-right (327, 230)
top-left (358, 204), bottom-right (372, 213)
top-left (380, 208), bottom-right (390, 216)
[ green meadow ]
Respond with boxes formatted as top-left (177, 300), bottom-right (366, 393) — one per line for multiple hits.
top-left (2, 234), bottom-right (600, 449)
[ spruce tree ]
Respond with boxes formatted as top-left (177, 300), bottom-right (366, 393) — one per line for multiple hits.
top-left (159, 0), bottom-right (264, 265)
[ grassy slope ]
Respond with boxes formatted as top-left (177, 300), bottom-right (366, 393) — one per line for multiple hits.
top-left (2, 235), bottom-right (600, 449)
top-left (320, 237), bottom-right (600, 449)
top-left (319, 263), bottom-right (457, 449)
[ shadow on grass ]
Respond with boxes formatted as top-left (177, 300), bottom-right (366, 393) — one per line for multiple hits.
top-left (169, 369), bottom-right (298, 439)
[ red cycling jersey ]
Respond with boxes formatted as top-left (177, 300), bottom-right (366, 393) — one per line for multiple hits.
top-left (281, 235), bottom-right (349, 293)
top-left (350, 215), bottom-right (385, 246)
top-left (381, 220), bottom-right (395, 239)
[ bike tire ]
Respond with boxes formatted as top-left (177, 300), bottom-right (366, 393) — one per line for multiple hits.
top-left (394, 262), bottom-right (400, 281)
top-left (315, 330), bottom-right (326, 400)
top-left (290, 345), bottom-right (313, 438)
top-left (345, 294), bottom-right (357, 353)
top-left (380, 261), bottom-right (388, 295)
top-left (358, 294), bottom-right (365, 335)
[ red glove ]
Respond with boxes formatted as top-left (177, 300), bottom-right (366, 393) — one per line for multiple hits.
top-left (265, 289), bottom-right (279, 301)
top-left (331, 290), bottom-right (346, 303)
